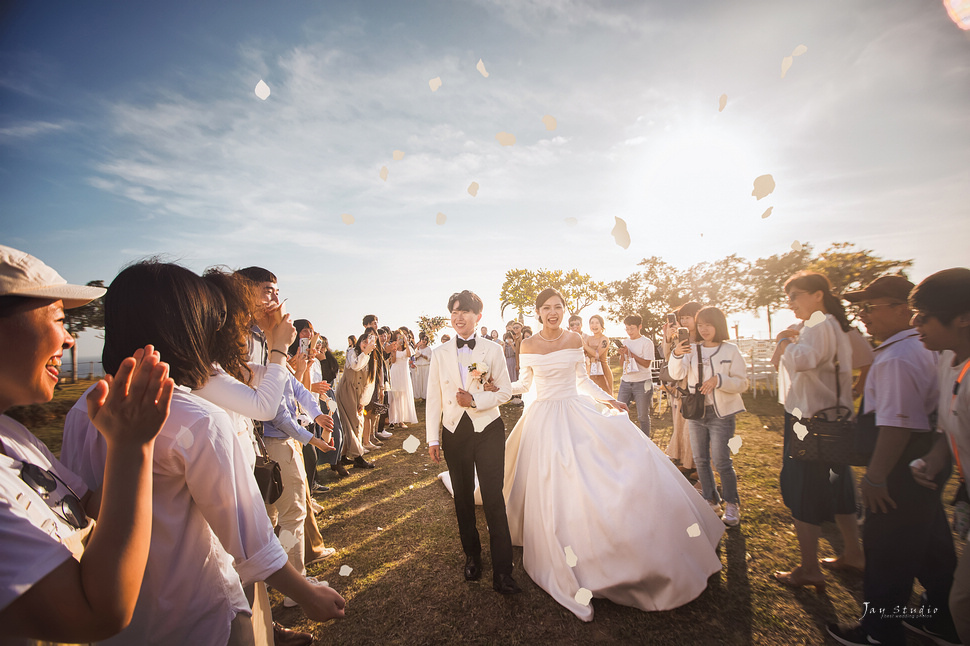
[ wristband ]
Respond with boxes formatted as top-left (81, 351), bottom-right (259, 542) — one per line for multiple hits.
top-left (862, 474), bottom-right (886, 488)
top-left (270, 348), bottom-right (287, 357)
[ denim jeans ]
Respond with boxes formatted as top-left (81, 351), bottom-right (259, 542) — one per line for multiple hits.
top-left (618, 379), bottom-right (652, 437)
top-left (688, 405), bottom-right (739, 505)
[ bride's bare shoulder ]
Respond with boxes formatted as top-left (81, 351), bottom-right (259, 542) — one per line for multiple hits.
top-left (564, 331), bottom-right (584, 349)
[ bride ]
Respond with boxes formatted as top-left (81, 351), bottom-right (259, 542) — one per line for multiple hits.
top-left (502, 287), bottom-right (725, 621)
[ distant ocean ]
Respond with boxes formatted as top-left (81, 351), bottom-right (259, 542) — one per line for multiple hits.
top-left (73, 357), bottom-right (105, 378)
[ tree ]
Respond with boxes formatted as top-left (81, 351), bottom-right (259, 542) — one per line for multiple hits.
top-left (680, 254), bottom-right (752, 315)
top-left (416, 315), bottom-right (448, 345)
top-left (743, 248), bottom-right (812, 338)
top-left (63, 280), bottom-right (106, 382)
top-left (602, 257), bottom-right (684, 338)
top-left (499, 269), bottom-right (605, 320)
top-left (807, 242), bottom-right (913, 295)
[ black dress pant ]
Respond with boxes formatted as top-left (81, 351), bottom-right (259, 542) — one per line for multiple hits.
top-left (441, 412), bottom-right (513, 578)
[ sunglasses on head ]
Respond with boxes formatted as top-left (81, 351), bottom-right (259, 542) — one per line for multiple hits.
top-left (19, 461), bottom-right (89, 530)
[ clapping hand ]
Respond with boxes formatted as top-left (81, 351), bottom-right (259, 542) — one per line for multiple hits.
top-left (86, 344), bottom-right (175, 447)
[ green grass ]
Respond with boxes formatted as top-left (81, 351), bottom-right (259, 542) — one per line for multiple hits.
top-left (12, 378), bottom-right (965, 645)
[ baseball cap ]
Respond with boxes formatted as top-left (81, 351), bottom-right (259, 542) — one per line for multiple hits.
top-left (0, 245), bottom-right (106, 309)
top-left (842, 275), bottom-right (914, 303)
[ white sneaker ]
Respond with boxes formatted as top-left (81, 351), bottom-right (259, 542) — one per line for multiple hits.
top-left (708, 500), bottom-right (722, 516)
top-left (722, 502), bottom-right (741, 527)
top-left (376, 431), bottom-right (392, 439)
top-left (309, 498), bottom-right (323, 514)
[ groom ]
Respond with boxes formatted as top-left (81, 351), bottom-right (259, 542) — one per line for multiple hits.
top-left (427, 290), bottom-right (520, 594)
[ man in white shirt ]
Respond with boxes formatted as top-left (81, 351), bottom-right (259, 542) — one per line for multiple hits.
top-left (827, 276), bottom-right (958, 646)
top-left (618, 315), bottom-right (655, 436)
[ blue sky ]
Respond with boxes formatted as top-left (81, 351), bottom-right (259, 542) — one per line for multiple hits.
top-left (2, 0), bottom-right (968, 355)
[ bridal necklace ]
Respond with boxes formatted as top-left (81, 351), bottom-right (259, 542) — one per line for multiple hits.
top-left (537, 328), bottom-right (564, 342)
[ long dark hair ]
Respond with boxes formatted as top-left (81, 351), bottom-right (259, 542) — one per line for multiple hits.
top-left (103, 260), bottom-right (223, 389)
top-left (354, 329), bottom-right (379, 383)
top-left (288, 319), bottom-right (313, 356)
top-left (202, 268), bottom-right (257, 386)
top-left (784, 271), bottom-right (851, 332)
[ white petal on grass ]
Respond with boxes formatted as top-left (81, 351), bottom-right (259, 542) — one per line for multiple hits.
top-left (467, 181), bottom-right (479, 197)
top-left (476, 58), bottom-right (489, 77)
top-left (339, 565), bottom-right (353, 577)
top-left (805, 310), bottom-right (826, 328)
top-left (436, 212), bottom-right (447, 225)
top-left (761, 207), bottom-right (773, 219)
top-left (781, 56), bottom-right (794, 79)
top-left (377, 527), bottom-right (383, 531)
top-left (409, 485), bottom-right (414, 489)
top-left (791, 240), bottom-right (803, 252)
top-left (792, 44), bottom-right (808, 57)
top-left (564, 546), bottom-right (578, 567)
top-left (793, 422), bottom-right (809, 441)
top-left (254, 79), bottom-right (271, 100)
top-left (429, 77), bottom-right (442, 92)
top-left (564, 217), bottom-right (578, 226)
top-left (379, 166), bottom-right (388, 181)
top-left (611, 216), bottom-right (631, 249)
top-left (392, 150), bottom-right (405, 161)
top-left (686, 523), bottom-right (701, 538)
top-left (727, 436), bottom-right (743, 455)
top-left (751, 174), bottom-right (775, 200)
top-left (495, 132), bottom-right (516, 146)
top-left (574, 588), bottom-right (593, 606)
top-left (340, 213), bottom-right (355, 225)
top-left (541, 114), bottom-right (557, 131)
top-left (402, 435), bottom-right (421, 454)
top-left (718, 94), bottom-right (727, 112)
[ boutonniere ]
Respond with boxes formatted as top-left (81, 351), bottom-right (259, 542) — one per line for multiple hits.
top-left (468, 361), bottom-right (489, 385)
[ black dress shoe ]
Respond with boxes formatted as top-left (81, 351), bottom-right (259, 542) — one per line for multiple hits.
top-left (330, 464), bottom-right (351, 478)
top-left (273, 622), bottom-right (313, 646)
top-left (464, 555), bottom-right (482, 581)
top-left (493, 573), bottom-right (522, 595)
top-left (339, 456), bottom-right (354, 466)
top-left (353, 456), bottom-right (375, 469)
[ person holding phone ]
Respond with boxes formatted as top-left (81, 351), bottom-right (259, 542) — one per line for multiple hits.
top-left (388, 329), bottom-right (418, 428)
top-left (584, 315), bottom-right (613, 397)
top-left (617, 315), bottom-right (656, 436)
top-left (663, 302), bottom-right (702, 475)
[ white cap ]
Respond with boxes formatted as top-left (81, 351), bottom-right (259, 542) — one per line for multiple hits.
top-left (0, 245), bottom-right (106, 309)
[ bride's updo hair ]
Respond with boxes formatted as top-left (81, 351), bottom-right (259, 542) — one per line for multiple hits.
top-left (534, 287), bottom-right (566, 324)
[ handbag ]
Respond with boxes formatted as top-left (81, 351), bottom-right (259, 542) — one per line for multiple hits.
top-left (252, 421), bottom-right (284, 504)
top-left (678, 344), bottom-right (706, 420)
top-left (788, 347), bottom-right (870, 466)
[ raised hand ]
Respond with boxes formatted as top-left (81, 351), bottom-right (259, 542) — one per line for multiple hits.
top-left (86, 344), bottom-right (174, 447)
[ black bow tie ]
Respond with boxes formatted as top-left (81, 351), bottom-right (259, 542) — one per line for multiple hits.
top-left (456, 337), bottom-right (476, 350)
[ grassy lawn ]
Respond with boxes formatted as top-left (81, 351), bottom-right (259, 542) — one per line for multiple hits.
top-left (9, 376), bottom-right (964, 645)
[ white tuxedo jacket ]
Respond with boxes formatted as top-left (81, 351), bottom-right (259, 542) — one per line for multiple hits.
top-left (425, 336), bottom-right (512, 445)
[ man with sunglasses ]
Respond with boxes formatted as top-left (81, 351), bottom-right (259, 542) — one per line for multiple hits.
top-left (828, 275), bottom-right (958, 646)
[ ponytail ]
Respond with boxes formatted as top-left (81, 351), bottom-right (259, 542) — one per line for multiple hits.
top-left (822, 292), bottom-right (851, 332)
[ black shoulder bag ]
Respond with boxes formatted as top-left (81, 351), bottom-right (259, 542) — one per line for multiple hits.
top-left (252, 420), bottom-right (284, 504)
top-left (678, 344), bottom-right (706, 420)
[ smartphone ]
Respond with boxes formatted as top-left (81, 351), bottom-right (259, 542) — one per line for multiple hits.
top-left (612, 338), bottom-right (624, 348)
top-left (299, 337), bottom-right (311, 356)
top-left (677, 327), bottom-right (689, 344)
top-left (667, 313), bottom-right (677, 326)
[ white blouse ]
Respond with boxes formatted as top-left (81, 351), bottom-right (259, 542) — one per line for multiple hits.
top-left (779, 314), bottom-right (854, 417)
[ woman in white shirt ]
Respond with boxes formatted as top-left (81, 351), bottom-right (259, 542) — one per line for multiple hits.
top-left (770, 271), bottom-right (863, 594)
top-left (0, 246), bottom-right (174, 644)
top-left (668, 306), bottom-right (748, 527)
top-left (67, 260), bottom-right (344, 645)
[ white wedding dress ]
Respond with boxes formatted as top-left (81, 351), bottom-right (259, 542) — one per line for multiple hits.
top-left (504, 348), bottom-right (724, 621)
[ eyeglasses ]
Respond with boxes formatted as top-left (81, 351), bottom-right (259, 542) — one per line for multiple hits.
top-left (18, 461), bottom-right (88, 530)
top-left (850, 302), bottom-right (907, 316)
top-left (786, 290), bottom-right (809, 303)
top-left (911, 311), bottom-right (935, 326)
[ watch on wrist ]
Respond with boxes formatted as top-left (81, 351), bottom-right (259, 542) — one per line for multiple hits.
top-left (469, 399), bottom-right (477, 408)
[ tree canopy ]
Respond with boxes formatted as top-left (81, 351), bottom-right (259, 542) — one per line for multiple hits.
top-left (499, 269), bottom-right (604, 321)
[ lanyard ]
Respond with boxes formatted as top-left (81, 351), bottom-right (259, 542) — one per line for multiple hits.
top-left (948, 358), bottom-right (970, 470)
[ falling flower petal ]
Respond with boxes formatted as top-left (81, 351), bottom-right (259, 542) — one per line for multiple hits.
top-left (402, 435), bottom-right (420, 454)
top-left (392, 150), bottom-right (405, 161)
top-left (761, 207), bottom-right (773, 219)
top-left (792, 407), bottom-right (803, 419)
top-left (476, 58), bottom-right (489, 77)
top-left (611, 216), bottom-right (631, 249)
top-left (564, 217), bottom-right (578, 226)
top-left (792, 44), bottom-right (808, 57)
top-left (781, 56), bottom-right (794, 78)
top-left (718, 94), bottom-right (727, 112)
top-left (574, 588), bottom-right (593, 605)
top-left (751, 174), bottom-right (775, 200)
top-left (278, 530), bottom-right (298, 550)
top-left (805, 310), bottom-right (826, 328)
top-left (340, 213), bottom-right (355, 225)
top-left (791, 240), bottom-right (803, 252)
top-left (727, 436), bottom-right (743, 454)
top-left (339, 565), bottom-right (353, 577)
top-left (429, 77), bottom-right (442, 92)
top-left (436, 212), bottom-right (447, 225)
top-left (687, 523), bottom-right (701, 537)
top-left (176, 427), bottom-right (194, 449)
top-left (541, 114), bottom-right (557, 131)
top-left (467, 181), bottom-right (479, 197)
top-left (379, 166), bottom-right (388, 181)
top-left (254, 79), bottom-right (271, 100)
top-left (495, 132), bottom-right (516, 146)
top-left (793, 422), bottom-right (809, 441)
top-left (944, 0), bottom-right (970, 29)
top-left (564, 546), bottom-right (578, 567)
